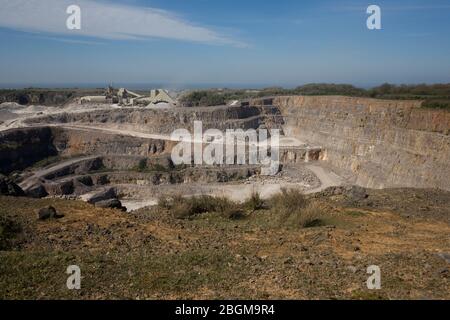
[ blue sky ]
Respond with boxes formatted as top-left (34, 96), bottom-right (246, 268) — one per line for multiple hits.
top-left (0, 0), bottom-right (449, 88)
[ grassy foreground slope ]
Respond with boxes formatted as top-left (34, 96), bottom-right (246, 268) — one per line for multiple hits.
top-left (0, 188), bottom-right (449, 300)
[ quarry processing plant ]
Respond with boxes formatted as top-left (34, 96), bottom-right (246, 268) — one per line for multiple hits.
top-left (79, 86), bottom-right (177, 107)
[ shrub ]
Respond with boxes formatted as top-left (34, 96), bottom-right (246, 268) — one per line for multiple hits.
top-left (186, 195), bottom-right (218, 215)
top-left (162, 194), bottom-right (266, 220)
top-left (178, 83), bottom-right (450, 108)
top-left (268, 189), bottom-right (327, 228)
top-left (270, 188), bottom-right (307, 214)
top-left (213, 197), bottom-right (246, 220)
top-left (0, 216), bottom-right (22, 250)
top-left (422, 99), bottom-right (450, 110)
top-left (283, 202), bottom-right (327, 228)
top-left (171, 201), bottom-right (194, 219)
top-left (157, 195), bottom-right (171, 209)
top-left (244, 191), bottom-right (265, 211)
top-left (179, 91), bottom-right (227, 107)
top-left (149, 164), bottom-right (168, 172)
top-left (137, 159), bottom-right (147, 171)
top-left (167, 195), bottom-right (238, 219)
top-left (221, 206), bottom-right (246, 220)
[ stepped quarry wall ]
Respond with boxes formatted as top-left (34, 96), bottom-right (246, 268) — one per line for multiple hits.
top-left (0, 126), bottom-right (173, 174)
top-left (268, 96), bottom-right (450, 190)
top-left (3, 96), bottom-right (449, 191)
top-left (50, 127), bottom-right (172, 157)
top-left (24, 105), bottom-right (282, 135)
top-left (0, 127), bottom-right (57, 174)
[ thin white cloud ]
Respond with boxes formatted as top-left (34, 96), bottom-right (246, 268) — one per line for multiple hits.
top-left (334, 4), bottom-right (450, 12)
top-left (0, 0), bottom-right (245, 46)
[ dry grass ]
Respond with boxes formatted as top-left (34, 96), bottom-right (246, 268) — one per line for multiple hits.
top-left (159, 194), bottom-right (243, 220)
top-left (282, 202), bottom-right (328, 228)
top-left (159, 189), bottom-right (328, 226)
top-left (0, 215), bottom-right (22, 250)
top-left (270, 188), bottom-right (307, 212)
top-left (243, 191), bottom-right (266, 211)
top-left (1, 187), bottom-right (450, 300)
top-left (268, 188), bottom-right (328, 228)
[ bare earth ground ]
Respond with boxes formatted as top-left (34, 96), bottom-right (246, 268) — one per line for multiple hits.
top-left (0, 188), bottom-right (449, 300)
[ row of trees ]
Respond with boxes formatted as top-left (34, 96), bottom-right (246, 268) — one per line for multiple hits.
top-left (179, 83), bottom-right (450, 109)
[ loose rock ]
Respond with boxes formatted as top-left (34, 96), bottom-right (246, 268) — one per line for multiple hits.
top-left (38, 206), bottom-right (64, 220)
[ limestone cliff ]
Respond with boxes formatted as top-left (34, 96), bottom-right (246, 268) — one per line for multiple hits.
top-left (24, 105), bottom-right (282, 134)
top-left (0, 126), bottom-right (173, 174)
top-left (270, 96), bottom-right (450, 190)
top-left (0, 127), bottom-right (57, 174)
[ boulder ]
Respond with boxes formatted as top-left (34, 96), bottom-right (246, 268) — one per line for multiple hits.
top-left (37, 206), bottom-right (64, 220)
top-left (81, 187), bottom-right (117, 204)
top-left (0, 174), bottom-right (25, 196)
top-left (25, 183), bottom-right (48, 198)
top-left (72, 183), bottom-right (90, 195)
top-left (92, 174), bottom-right (109, 185)
top-left (318, 185), bottom-right (368, 202)
top-left (44, 180), bottom-right (74, 196)
top-left (345, 186), bottom-right (369, 202)
top-left (76, 176), bottom-right (93, 186)
top-left (95, 198), bottom-right (127, 211)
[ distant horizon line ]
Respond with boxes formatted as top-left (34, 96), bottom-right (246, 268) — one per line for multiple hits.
top-left (1, 81), bottom-right (449, 91)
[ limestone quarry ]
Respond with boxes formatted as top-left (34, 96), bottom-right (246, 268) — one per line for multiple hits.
top-left (1, 92), bottom-right (449, 208)
top-left (0, 90), bottom-right (449, 299)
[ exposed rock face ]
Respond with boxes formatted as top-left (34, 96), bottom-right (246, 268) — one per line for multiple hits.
top-left (29, 166), bottom-right (259, 197)
top-left (25, 183), bottom-right (48, 198)
top-left (280, 147), bottom-right (322, 164)
top-left (0, 174), bottom-right (25, 196)
top-left (269, 96), bottom-right (450, 190)
top-left (0, 127), bottom-right (173, 174)
top-left (0, 103), bottom-right (283, 174)
top-left (39, 157), bottom-right (104, 181)
top-left (51, 127), bottom-right (171, 157)
top-left (314, 185), bottom-right (369, 206)
top-left (0, 127), bottom-right (57, 174)
top-left (81, 187), bottom-right (117, 204)
top-left (24, 105), bottom-right (283, 134)
top-left (2, 96), bottom-right (449, 191)
top-left (43, 180), bottom-right (74, 196)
